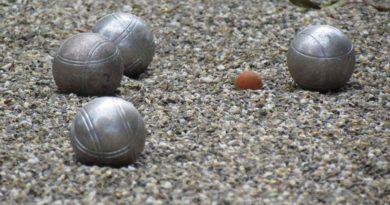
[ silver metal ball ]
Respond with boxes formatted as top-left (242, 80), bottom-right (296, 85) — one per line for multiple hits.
top-left (287, 25), bottom-right (355, 91)
top-left (70, 97), bottom-right (146, 167)
top-left (92, 13), bottom-right (155, 78)
top-left (52, 33), bottom-right (124, 96)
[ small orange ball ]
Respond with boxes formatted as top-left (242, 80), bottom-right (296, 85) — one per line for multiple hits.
top-left (235, 70), bottom-right (263, 90)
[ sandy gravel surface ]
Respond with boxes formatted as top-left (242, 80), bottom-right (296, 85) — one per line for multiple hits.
top-left (0, 0), bottom-right (389, 204)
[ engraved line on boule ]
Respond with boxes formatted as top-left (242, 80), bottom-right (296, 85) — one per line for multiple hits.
top-left (135, 115), bottom-right (144, 148)
top-left (73, 115), bottom-right (133, 159)
top-left (112, 14), bottom-right (138, 44)
top-left (131, 37), bottom-right (148, 66)
top-left (290, 43), bottom-right (354, 59)
top-left (87, 41), bottom-right (108, 62)
top-left (126, 58), bottom-right (141, 72)
top-left (82, 61), bottom-right (88, 93)
top-left (112, 13), bottom-right (128, 29)
top-left (80, 108), bottom-right (102, 152)
top-left (72, 123), bottom-right (97, 156)
top-left (86, 41), bottom-right (111, 90)
top-left (135, 23), bottom-right (154, 65)
top-left (57, 47), bottom-right (120, 65)
top-left (111, 99), bottom-right (134, 151)
top-left (117, 18), bottom-right (139, 45)
top-left (111, 13), bottom-right (130, 43)
top-left (73, 138), bottom-right (132, 158)
top-left (81, 38), bottom-right (104, 93)
top-left (84, 101), bottom-right (132, 155)
top-left (71, 101), bottom-right (133, 158)
top-left (300, 33), bottom-right (327, 57)
top-left (73, 135), bottom-right (131, 159)
top-left (118, 100), bottom-right (135, 139)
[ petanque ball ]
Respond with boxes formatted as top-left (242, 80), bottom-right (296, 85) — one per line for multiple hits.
top-left (70, 97), bottom-right (146, 167)
top-left (52, 33), bottom-right (124, 96)
top-left (287, 25), bottom-right (355, 91)
top-left (92, 13), bottom-right (155, 78)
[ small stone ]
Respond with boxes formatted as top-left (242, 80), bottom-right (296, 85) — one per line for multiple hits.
top-left (200, 76), bottom-right (214, 83)
top-left (217, 64), bottom-right (226, 70)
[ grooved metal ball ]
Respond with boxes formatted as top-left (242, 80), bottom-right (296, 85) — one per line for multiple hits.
top-left (287, 25), bottom-right (355, 91)
top-left (52, 33), bottom-right (124, 96)
top-left (70, 97), bottom-right (146, 167)
top-left (92, 13), bottom-right (155, 78)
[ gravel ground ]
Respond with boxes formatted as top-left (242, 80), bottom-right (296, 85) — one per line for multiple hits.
top-left (1, 0), bottom-right (389, 204)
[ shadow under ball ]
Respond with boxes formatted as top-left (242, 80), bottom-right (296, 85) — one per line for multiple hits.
top-left (287, 25), bottom-right (355, 91)
top-left (70, 97), bottom-right (146, 167)
top-left (52, 33), bottom-right (124, 96)
top-left (92, 13), bottom-right (155, 78)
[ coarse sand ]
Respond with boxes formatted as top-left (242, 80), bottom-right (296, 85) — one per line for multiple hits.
top-left (0, 0), bottom-right (389, 204)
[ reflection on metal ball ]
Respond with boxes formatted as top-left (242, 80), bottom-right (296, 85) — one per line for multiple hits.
top-left (92, 13), bottom-right (155, 78)
top-left (70, 97), bottom-right (146, 167)
top-left (287, 25), bottom-right (355, 91)
top-left (52, 33), bottom-right (124, 96)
